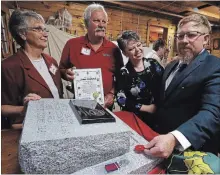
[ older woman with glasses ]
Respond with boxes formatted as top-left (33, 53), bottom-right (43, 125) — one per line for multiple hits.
top-left (115, 30), bottom-right (164, 125)
top-left (1, 10), bottom-right (63, 128)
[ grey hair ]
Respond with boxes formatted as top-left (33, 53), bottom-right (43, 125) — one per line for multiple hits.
top-left (178, 14), bottom-right (211, 33)
top-left (117, 30), bottom-right (140, 52)
top-left (9, 10), bottom-right (45, 48)
top-left (83, 3), bottom-right (108, 28)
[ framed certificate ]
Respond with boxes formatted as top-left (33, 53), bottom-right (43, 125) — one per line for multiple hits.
top-left (73, 68), bottom-right (104, 105)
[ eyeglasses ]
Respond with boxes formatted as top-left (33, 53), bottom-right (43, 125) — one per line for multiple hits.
top-left (27, 27), bottom-right (49, 33)
top-left (175, 31), bottom-right (206, 40)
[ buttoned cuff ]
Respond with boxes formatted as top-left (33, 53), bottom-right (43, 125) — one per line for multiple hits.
top-left (170, 130), bottom-right (191, 151)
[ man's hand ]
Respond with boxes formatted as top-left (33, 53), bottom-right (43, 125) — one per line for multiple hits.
top-left (104, 93), bottom-right (114, 108)
top-left (65, 68), bottom-right (75, 81)
top-left (140, 104), bottom-right (157, 113)
top-left (23, 93), bottom-right (41, 105)
top-left (144, 133), bottom-right (178, 158)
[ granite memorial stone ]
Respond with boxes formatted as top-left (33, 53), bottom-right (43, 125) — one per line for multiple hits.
top-left (72, 130), bottom-right (162, 174)
top-left (19, 99), bottom-right (131, 174)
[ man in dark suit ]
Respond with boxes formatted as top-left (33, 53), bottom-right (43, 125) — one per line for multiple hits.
top-left (144, 14), bottom-right (220, 158)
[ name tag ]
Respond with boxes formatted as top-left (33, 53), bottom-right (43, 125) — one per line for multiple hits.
top-left (81, 47), bottom-right (91, 55)
top-left (103, 53), bottom-right (111, 57)
top-left (49, 63), bottom-right (57, 75)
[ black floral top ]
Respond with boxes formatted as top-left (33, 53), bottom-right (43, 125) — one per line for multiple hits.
top-left (115, 58), bottom-right (164, 115)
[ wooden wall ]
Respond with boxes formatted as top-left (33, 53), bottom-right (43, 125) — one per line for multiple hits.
top-left (1, 1), bottom-right (220, 58)
top-left (2, 1), bottom-right (177, 58)
top-left (1, 2), bottom-right (13, 58)
top-left (3, 1), bottom-right (219, 58)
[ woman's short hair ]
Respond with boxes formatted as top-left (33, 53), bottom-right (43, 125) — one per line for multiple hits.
top-left (84, 3), bottom-right (108, 28)
top-left (117, 30), bottom-right (140, 52)
top-left (9, 10), bottom-right (44, 47)
top-left (178, 14), bottom-right (211, 33)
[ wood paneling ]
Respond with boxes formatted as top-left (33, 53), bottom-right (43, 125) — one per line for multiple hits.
top-left (1, 1), bottom-right (181, 57)
top-left (1, 2), bottom-right (13, 57)
top-left (2, 1), bottom-right (175, 43)
top-left (1, 129), bottom-right (22, 174)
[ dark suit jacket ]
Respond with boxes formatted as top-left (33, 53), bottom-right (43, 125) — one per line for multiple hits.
top-left (153, 50), bottom-right (220, 153)
top-left (2, 49), bottom-right (63, 106)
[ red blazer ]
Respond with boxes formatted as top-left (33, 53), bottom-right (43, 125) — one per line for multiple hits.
top-left (2, 49), bottom-right (63, 106)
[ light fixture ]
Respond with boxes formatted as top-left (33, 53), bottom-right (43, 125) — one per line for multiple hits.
top-left (193, 7), bottom-right (199, 12)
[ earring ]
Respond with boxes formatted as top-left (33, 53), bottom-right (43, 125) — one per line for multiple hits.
top-left (23, 35), bottom-right (27, 41)
top-left (19, 33), bottom-right (26, 41)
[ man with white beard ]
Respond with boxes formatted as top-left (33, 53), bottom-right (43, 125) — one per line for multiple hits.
top-left (143, 14), bottom-right (220, 158)
top-left (59, 3), bottom-right (122, 109)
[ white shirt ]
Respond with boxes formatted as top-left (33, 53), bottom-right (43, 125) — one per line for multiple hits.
top-left (170, 131), bottom-right (191, 151)
top-left (145, 50), bottom-right (163, 67)
top-left (31, 58), bottom-right (60, 99)
top-left (165, 60), bottom-right (183, 90)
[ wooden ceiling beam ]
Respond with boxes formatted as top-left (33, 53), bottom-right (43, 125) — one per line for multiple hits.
top-left (103, 1), bottom-right (184, 18)
top-left (41, 1), bottom-right (50, 9)
top-left (197, 4), bottom-right (212, 10)
top-left (203, 1), bottom-right (220, 7)
top-left (185, 7), bottom-right (220, 20)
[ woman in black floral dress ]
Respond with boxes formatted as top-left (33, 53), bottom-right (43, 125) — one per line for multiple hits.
top-left (115, 30), bottom-right (164, 125)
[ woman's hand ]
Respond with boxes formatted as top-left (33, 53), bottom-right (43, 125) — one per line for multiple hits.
top-left (104, 93), bottom-right (115, 108)
top-left (140, 104), bottom-right (157, 113)
top-left (23, 93), bottom-right (41, 105)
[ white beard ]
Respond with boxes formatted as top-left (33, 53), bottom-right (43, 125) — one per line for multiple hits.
top-left (178, 49), bottom-right (195, 64)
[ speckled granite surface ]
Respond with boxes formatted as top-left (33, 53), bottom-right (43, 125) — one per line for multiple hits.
top-left (72, 131), bottom-right (162, 174)
top-left (19, 99), bottom-right (131, 174)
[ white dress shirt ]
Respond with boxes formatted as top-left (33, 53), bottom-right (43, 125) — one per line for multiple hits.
top-left (165, 60), bottom-right (191, 151)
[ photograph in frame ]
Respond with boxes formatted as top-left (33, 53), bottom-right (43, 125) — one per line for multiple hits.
top-left (213, 38), bottom-right (220, 50)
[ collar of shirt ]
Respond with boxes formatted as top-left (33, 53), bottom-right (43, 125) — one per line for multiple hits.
top-left (199, 48), bottom-right (205, 55)
top-left (151, 50), bottom-right (160, 58)
top-left (177, 60), bottom-right (183, 67)
top-left (152, 50), bottom-right (157, 54)
top-left (176, 60), bottom-right (188, 72)
top-left (177, 48), bottom-right (205, 67)
top-left (80, 34), bottom-right (112, 48)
